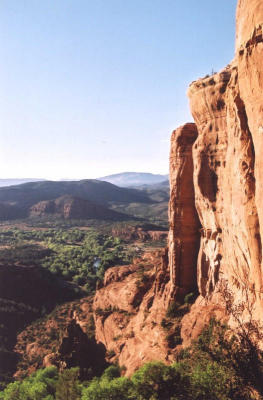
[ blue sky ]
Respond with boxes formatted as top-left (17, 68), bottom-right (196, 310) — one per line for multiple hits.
top-left (0, 0), bottom-right (236, 179)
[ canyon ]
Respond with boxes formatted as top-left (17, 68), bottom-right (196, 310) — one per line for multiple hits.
top-left (6, 0), bottom-right (263, 383)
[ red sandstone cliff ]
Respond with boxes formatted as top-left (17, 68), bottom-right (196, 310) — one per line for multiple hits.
top-left (182, 0), bottom-right (263, 339)
top-left (92, 0), bottom-right (263, 374)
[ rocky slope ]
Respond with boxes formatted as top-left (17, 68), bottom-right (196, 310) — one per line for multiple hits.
top-left (0, 264), bottom-right (78, 382)
top-left (93, 250), bottom-right (184, 376)
top-left (14, 297), bottom-right (108, 380)
top-left (92, 0), bottom-right (263, 374)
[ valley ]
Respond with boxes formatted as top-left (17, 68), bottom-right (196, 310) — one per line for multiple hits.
top-left (0, 185), bottom-right (168, 389)
top-left (2, 0), bottom-right (263, 399)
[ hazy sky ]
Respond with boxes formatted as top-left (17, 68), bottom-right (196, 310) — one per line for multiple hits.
top-left (0, 0), bottom-right (236, 180)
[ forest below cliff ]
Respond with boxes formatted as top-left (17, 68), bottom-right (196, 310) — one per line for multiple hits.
top-left (0, 220), bottom-right (167, 389)
top-left (2, 318), bottom-right (263, 400)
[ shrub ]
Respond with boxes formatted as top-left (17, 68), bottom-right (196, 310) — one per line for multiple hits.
top-left (184, 292), bottom-right (196, 305)
top-left (101, 365), bottom-right (121, 381)
top-left (166, 301), bottom-right (180, 318)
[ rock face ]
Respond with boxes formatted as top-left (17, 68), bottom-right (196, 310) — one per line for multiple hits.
top-left (187, 66), bottom-right (260, 300)
top-left (182, 0), bottom-right (263, 334)
top-left (235, 0), bottom-right (263, 50)
top-left (93, 251), bottom-right (175, 376)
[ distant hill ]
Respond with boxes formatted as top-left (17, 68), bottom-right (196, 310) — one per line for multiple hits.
top-left (131, 180), bottom-right (170, 191)
top-left (0, 179), bottom-right (151, 221)
top-left (0, 180), bottom-right (150, 208)
top-left (0, 178), bottom-right (45, 187)
top-left (97, 172), bottom-right (168, 187)
top-left (0, 179), bottom-right (169, 225)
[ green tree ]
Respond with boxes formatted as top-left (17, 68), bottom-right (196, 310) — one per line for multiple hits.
top-left (55, 368), bottom-right (81, 400)
top-left (81, 377), bottom-right (135, 400)
top-left (0, 381), bottom-right (21, 400)
top-left (0, 367), bottom-right (57, 400)
top-left (131, 361), bottom-right (188, 400)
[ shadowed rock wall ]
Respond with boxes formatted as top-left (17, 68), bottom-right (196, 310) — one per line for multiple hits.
top-left (168, 123), bottom-right (200, 300)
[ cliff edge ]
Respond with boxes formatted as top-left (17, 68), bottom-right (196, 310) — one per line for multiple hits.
top-left (182, 0), bottom-right (263, 340)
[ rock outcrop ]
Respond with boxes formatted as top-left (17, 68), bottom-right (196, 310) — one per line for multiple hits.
top-left (30, 195), bottom-right (128, 221)
top-left (93, 251), bottom-right (175, 376)
top-left (111, 225), bottom-right (167, 242)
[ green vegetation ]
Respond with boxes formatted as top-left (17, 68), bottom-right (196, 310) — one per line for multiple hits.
top-left (110, 200), bottom-right (168, 227)
top-left (0, 228), bottom-right (135, 293)
top-left (56, 368), bottom-right (82, 400)
top-left (160, 298), bottom-right (196, 349)
top-left (2, 319), bottom-right (263, 399)
top-left (0, 222), bottom-right (166, 387)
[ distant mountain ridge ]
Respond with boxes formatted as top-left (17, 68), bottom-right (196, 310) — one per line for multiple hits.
top-left (97, 172), bottom-right (168, 187)
top-left (0, 173), bottom-right (169, 189)
top-left (0, 180), bottom-right (150, 207)
top-left (0, 179), bottom-right (152, 221)
top-left (0, 178), bottom-right (46, 187)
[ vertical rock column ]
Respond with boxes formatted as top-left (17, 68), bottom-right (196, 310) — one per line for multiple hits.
top-left (168, 123), bottom-right (200, 301)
